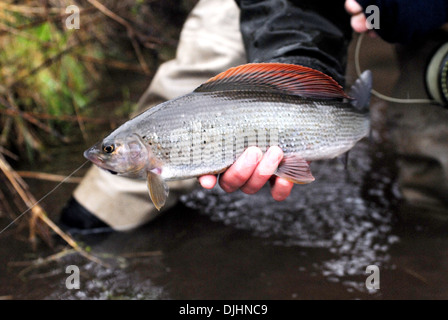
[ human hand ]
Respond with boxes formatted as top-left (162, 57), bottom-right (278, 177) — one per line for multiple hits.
top-left (345, 0), bottom-right (377, 37)
top-left (198, 146), bottom-right (294, 201)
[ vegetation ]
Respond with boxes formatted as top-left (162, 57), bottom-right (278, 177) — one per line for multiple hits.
top-left (0, 0), bottom-right (193, 160)
top-left (0, 0), bottom-right (195, 259)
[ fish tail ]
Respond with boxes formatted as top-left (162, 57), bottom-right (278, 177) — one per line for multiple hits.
top-left (349, 70), bottom-right (372, 112)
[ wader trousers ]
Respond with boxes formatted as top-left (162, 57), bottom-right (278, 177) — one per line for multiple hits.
top-left (72, 0), bottom-right (245, 230)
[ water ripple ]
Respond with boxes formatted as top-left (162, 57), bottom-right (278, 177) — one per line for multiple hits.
top-left (181, 140), bottom-right (400, 292)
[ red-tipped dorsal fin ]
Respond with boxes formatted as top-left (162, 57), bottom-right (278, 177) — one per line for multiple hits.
top-left (194, 63), bottom-right (349, 99)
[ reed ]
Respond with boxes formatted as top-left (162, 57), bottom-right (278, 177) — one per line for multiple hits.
top-left (0, 0), bottom-right (188, 160)
top-left (0, 0), bottom-right (194, 260)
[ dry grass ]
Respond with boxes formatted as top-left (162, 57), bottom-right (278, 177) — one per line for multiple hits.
top-left (0, 0), bottom-right (195, 266)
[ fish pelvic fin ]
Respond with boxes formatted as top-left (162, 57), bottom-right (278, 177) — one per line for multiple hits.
top-left (194, 63), bottom-right (350, 100)
top-left (275, 154), bottom-right (315, 184)
top-left (349, 70), bottom-right (372, 112)
top-left (147, 171), bottom-right (169, 211)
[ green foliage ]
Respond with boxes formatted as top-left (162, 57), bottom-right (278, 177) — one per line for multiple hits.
top-left (2, 21), bottom-right (97, 111)
top-left (0, 0), bottom-right (194, 162)
top-left (0, 5), bottom-right (103, 160)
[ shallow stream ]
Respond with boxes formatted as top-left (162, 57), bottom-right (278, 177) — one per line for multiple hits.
top-left (1, 36), bottom-right (448, 300)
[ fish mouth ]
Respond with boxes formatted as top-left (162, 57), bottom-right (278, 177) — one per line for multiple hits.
top-left (84, 146), bottom-right (108, 167)
top-left (84, 146), bottom-right (120, 175)
top-left (83, 147), bottom-right (102, 165)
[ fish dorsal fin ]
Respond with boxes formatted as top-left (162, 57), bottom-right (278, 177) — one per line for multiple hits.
top-left (194, 63), bottom-right (349, 99)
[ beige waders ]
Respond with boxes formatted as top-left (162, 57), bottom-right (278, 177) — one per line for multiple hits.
top-left (73, 0), bottom-right (245, 230)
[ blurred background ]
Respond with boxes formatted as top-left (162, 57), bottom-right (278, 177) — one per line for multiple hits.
top-left (1, 0), bottom-right (448, 300)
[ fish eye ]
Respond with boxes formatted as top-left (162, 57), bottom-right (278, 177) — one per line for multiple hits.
top-left (103, 144), bottom-right (115, 153)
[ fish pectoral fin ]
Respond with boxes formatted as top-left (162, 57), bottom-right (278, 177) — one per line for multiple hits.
top-left (275, 154), bottom-right (315, 184)
top-left (146, 171), bottom-right (169, 211)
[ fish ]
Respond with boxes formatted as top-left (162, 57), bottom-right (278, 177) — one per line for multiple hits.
top-left (84, 63), bottom-right (372, 210)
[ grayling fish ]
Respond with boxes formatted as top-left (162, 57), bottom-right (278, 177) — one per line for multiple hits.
top-left (84, 63), bottom-right (372, 210)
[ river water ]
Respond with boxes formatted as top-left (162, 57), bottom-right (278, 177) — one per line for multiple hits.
top-left (1, 36), bottom-right (448, 300)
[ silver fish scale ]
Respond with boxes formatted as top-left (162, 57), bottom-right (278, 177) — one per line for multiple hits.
top-left (111, 91), bottom-right (369, 180)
